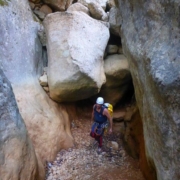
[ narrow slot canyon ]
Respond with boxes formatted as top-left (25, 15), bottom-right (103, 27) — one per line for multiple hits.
top-left (45, 95), bottom-right (153, 180)
top-left (0, 0), bottom-right (179, 180)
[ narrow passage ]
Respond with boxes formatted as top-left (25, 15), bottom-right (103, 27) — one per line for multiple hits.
top-left (46, 110), bottom-right (145, 180)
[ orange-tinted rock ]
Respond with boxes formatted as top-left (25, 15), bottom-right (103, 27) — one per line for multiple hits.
top-left (39, 4), bottom-right (52, 15)
top-left (123, 106), bottom-right (157, 180)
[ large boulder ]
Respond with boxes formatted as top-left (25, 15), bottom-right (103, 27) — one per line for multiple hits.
top-left (99, 54), bottom-right (132, 106)
top-left (78, 0), bottom-right (107, 10)
top-left (39, 4), bottom-right (53, 15)
top-left (109, 7), bottom-right (121, 36)
top-left (0, 0), bottom-right (73, 177)
top-left (0, 69), bottom-right (41, 180)
top-left (67, 2), bottom-right (90, 15)
top-left (118, 0), bottom-right (180, 179)
top-left (42, 0), bottom-right (73, 11)
top-left (88, 2), bottom-right (108, 21)
top-left (44, 11), bottom-right (109, 102)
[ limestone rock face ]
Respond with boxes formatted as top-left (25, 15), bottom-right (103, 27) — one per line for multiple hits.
top-left (0, 69), bottom-right (39, 180)
top-left (118, 0), bottom-right (180, 179)
top-left (44, 12), bottom-right (109, 102)
top-left (43, 0), bottom-right (73, 11)
top-left (109, 7), bottom-right (121, 36)
top-left (67, 2), bottom-right (90, 15)
top-left (0, 0), bottom-right (73, 177)
top-left (99, 54), bottom-right (132, 106)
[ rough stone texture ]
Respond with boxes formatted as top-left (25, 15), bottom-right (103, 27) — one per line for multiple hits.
top-left (39, 4), bottom-right (52, 15)
top-left (99, 54), bottom-right (132, 106)
top-left (0, 0), bottom-right (73, 177)
top-left (118, 46), bottom-right (123, 54)
top-left (44, 11), bottom-right (109, 102)
top-left (45, 112), bottom-right (145, 180)
top-left (122, 105), bottom-right (156, 180)
top-left (118, 0), bottom-right (180, 180)
top-left (39, 73), bottom-right (48, 86)
top-left (88, 2), bottom-right (108, 21)
top-left (78, 0), bottom-right (107, 10)
top-left (31, 0), bottom-right (41, 3)
top-left (67, 2), bottom-right (90, 15)
top-left (106, 44), bottom-right (118, 54)
top-left (42, 0), bottom-right (73, 11)
top-left (34, 10), bottom-right (46, 20)
top-left (107, 0), bottom-right (116, 10)
top-left (43, 86), bottom-right (49, 92)
top-left (38, 25), bottom-right (47, 46)
top-left (107, 141), bottom-right (119, 150)
top-left (29, 2), bottom-right (35, 10)
top-left (0, 69), bottom-right (40, 180)
top-left (109, 7), bottom-right (121, 36)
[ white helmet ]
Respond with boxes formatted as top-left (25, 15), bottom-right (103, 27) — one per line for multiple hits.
top-left (96, 97), bottom-right (104, 105)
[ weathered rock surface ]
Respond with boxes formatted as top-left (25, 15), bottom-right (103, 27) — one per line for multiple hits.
top-left (78, 0), bottom-right (107, 10)
top-left (106, 0), bottom-right (116, 10)
top-left (39, 4), bottom-right (52, 15)
top-left (88, 2), bottom-right (108, 21)
top-left (121, 105), bottom-right (155, 180)
top-left (118, 0), bottom-right (180, 179)
top-left (44, 11), bottom-right (109, 102)
top-left (67, 2), bottom-right (90, 15)
top-left (43, 0), bottom-right (73, 11)
top-left (39, 73), bottom-right (48, 86)
top-left (99, 54), bottom-right (132, 106)
top-left (0, 69), bottom-right (40, 180)
top-left (0, 0), bottom-right (73, 178)
top-left (29, 2), bottom-right (35, 10)
top-left (38, 25), bottom-right (47, 46)
top-left (31, 0), bottom-right (41, 3)
top-left (34, 10), bottom-right (46, 20)
top-left (106, 44), bottom-right (119, 54)
top-left (109, 7), bottom-right (121, 36)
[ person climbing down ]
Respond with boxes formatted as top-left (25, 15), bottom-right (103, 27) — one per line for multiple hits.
top-left (90, 97), bottom-right (113, 153)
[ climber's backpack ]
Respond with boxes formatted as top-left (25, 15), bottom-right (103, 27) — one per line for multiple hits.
top-left (103, 103), bottom-right (113, 117)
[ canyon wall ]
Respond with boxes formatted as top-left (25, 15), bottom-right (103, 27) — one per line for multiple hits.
top-left (118, 0), bottom-right (180, 179)
top-left (0, 1), bottom-right (74, 179)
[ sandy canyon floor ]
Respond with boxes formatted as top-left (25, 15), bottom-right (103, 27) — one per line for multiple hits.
top-left (46, 109), bottom-right (145, 180)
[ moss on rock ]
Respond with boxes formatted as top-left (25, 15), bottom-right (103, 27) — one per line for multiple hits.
top-left (0, 0), bottom-right (10, 6)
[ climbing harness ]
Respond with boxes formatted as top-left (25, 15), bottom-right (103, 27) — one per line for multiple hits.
top-left (91, 122), bottom-right (108, 136)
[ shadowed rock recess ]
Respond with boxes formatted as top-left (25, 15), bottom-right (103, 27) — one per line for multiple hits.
top-left (118, 0), bottom-right (180, 180)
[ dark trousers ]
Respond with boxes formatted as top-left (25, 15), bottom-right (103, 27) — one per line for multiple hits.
top-left (90, 131), bottom-right (103, 148)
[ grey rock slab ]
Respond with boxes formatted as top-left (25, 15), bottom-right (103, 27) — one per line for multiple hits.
top-left (118, 0), bottom-right (180, 179)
